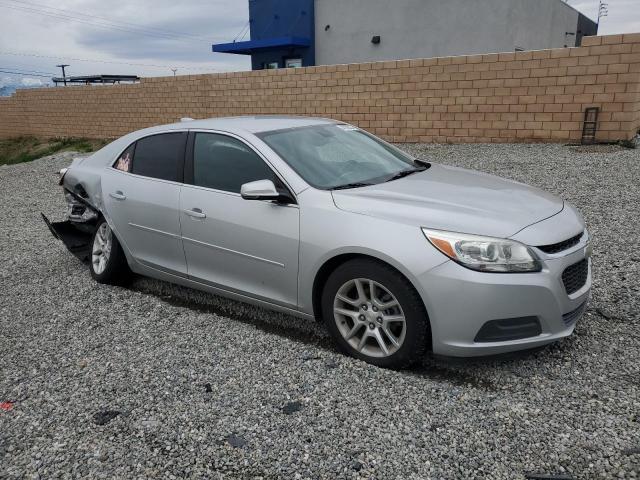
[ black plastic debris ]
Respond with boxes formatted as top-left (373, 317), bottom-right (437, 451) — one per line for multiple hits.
top-left (225, 434), bottom-right (247, 448)
top-left (204, 383), bottom-right (212, 393)
top-left (93, 410), bottom-right (121, 426)
top-left (282, 401), bottom-right (304, 415)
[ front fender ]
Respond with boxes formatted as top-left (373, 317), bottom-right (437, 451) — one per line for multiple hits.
top-left (297, 189), bottom-right (448, 316)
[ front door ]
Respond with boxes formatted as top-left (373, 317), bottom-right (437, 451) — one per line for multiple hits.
top-left (179, 132), bottom-right (299, 307)
top-left (102, 132), bottom-right (188, 276)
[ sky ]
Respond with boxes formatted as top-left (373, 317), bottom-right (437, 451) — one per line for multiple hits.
top-left (567, 0), bottom-right (640, 34)
top-left (0, 0), bottom-right (639, 90)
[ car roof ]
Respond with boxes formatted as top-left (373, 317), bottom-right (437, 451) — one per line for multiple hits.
top-left (137, 115), bottom-right (341, 136)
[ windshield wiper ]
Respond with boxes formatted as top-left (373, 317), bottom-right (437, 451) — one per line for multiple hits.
top-left (385, 167), bottom-right (427, 182)
top-left (330, 182), bottom-right (374, 190)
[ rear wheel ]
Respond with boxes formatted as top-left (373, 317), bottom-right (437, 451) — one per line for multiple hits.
top-left (90, 219), bottom-right (131, 285)
top-left (321, 259), bottom-right (429, 369)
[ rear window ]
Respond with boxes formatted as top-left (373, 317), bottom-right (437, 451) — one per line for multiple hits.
top-left (131, 133), bottom-right (187, 182)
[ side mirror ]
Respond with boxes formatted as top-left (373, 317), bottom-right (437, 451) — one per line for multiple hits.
top-left (241, 179), bottom-right (296, 204)
top-left (240, 179), bottom-right (280, 201)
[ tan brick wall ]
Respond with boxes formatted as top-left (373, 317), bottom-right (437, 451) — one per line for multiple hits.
top-left (1, 33), bottom-right (639, 143)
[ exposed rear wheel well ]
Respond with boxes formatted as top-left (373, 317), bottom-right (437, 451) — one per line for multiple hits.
top-left (312, 254), bottom-right (431, 348)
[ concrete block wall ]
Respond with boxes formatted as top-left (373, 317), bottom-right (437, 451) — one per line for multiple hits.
top-left (0, 33), bottom-right (639, 143)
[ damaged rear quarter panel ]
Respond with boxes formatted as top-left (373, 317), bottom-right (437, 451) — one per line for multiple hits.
top-left (61, 129), bottom-right (154, 216)
top-left (63, 156), bottom-right (106, 213)
top-left (45, 137), bottom-right (131, 261)
top-left (57, 134), bottom-right (142, 262)
top-left (51, 124), bottom-right (197, 265)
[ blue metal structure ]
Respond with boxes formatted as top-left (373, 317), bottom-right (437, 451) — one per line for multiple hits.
top-left (213, 0), bottom-right (315, 70)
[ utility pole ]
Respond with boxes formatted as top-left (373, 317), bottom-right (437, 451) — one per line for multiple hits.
top-left (56, 64), bottom-right (69, 86)
top-left (598, 1), bottom-right (608, 27)
top-left (171, 68), bottom-right (177, 77)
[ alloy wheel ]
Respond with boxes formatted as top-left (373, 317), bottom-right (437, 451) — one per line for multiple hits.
top-left (333, 278), bottom-right (406, 358)
top-left (92, 222), bottom-right (113, 275)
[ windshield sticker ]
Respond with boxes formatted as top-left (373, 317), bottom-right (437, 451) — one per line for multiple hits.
top-left (115, 152), bottom-right (131, 172)
top-left (336, 124), bottom-right (359, 132)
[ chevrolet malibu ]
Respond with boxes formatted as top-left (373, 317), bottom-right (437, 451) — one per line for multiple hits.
top-left (43, 116), bottom-right (591, 368)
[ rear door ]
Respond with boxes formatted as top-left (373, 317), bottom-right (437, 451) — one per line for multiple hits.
top-left (179, 131), bottom-right (300, 307)
top-left (102, 131), bottom-right (188, 276)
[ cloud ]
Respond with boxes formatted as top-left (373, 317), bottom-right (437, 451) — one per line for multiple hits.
top-left (21, 77), bottom-right (44, 87)
top-left (0, 75), bottom-right (44, 88)
top-left (0, 0), bottom-right (251, 77)
top-left (0, 75), bottom-right (47, 97)
top-left (0, 76), bottom-right (13, 88)
top-left (73, 0), bottom-right (250, 68)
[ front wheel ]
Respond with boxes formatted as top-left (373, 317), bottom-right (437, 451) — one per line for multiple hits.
top-left (321, 259), bottom-right (430, 369)
top-left (90, 219), bottom-right (131, 285)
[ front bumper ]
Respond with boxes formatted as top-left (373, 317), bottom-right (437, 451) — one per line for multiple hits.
top-left (418, 237), bottom-right (591, 357)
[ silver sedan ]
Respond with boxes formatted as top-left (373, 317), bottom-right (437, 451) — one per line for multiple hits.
top-left (44, 116), bottom-right (591, 368)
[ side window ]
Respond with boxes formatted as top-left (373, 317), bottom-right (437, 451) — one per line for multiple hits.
top-left (131, 132), bottom-right (186, 182)
top-left (285, 58), bottom-right (302, 68)
top-left (193, 133), bottom-right (277, 193)
top-left (114, 144), bottom-right (134, 172)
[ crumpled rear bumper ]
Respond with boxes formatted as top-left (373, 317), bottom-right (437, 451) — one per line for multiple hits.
top-left (41, 213), bottom-right (93, 261)
top-left (42, 182), bottom-right (101, 262)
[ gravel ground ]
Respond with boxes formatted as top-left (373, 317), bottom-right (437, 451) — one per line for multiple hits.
top-left (1, 144), bottom-right (639, 479)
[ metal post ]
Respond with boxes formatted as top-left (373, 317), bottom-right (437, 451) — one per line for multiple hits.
top-left (56, 64), bottom-right (69, 86)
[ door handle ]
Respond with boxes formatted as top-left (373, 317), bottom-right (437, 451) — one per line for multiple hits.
top-left (110, 191), bottom-right (126, 200)
top-left (184, 208), bottom-right (206, 219)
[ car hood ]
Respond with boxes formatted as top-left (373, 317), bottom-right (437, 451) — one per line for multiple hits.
top-left (331, 164), bottom-right (564, 238)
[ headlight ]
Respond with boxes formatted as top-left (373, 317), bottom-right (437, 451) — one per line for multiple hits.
top-left (421, 228), bottom-right (541, 273)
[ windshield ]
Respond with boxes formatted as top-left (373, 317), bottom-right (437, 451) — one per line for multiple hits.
top-left (257, 124), bottom-right (420, 189)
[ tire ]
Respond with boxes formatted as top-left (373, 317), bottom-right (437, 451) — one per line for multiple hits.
top-left (321, 258), bottom-right (430, 369)
top-left (89, 219), bottom-right (131, 285)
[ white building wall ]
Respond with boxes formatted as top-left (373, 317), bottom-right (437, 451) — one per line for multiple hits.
top-left (314, 0), bottom-right (584, 65)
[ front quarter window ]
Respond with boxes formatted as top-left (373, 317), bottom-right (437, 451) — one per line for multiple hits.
top-left (257, 124), bottom-right (419, 189)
